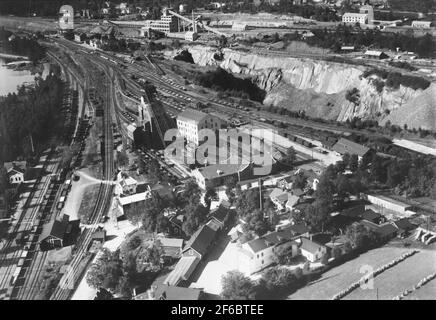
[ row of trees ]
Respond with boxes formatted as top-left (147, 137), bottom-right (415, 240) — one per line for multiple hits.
top-left (306, 25), bottom-right (435, 58)
top-left (86, 237), bottom-right (165, 298)
top-left (221, 266), bottom-right (309, 300)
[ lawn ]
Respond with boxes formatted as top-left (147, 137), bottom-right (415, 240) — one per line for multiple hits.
top-left (404, 277), bottom-right (436, 300)
top-left (344, 249), bottom-right (436, 300)
top-left (288, 246), bottom-right (412, 300)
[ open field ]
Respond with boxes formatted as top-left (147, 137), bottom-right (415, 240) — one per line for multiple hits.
top-left (404, 277), bottom-right (436, 300)
top-left (344, 249), bottom-right (436, 300)
top-left (288, 246), bottom-right (412, 300)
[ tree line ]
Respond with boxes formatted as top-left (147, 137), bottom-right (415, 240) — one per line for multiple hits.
top-left (0, 71), bottom-right (65, 164)
top-left (0, 28), bottom-right (46, 63)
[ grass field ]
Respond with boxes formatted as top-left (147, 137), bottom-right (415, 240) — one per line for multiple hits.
top-left (344, 249), bottom-right (436, 300)
top-left (288, 246), bottom-right (412, 300)
top-left (404, 277), bottom-right (436, 300)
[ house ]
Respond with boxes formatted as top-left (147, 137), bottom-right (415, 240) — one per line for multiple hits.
top-left (269, 188), bottom-right (290, 211)
top-left (366, 194), bottom-right (416, 217)
top-left (74, 32), bottom-right (87, 42)
top-left (391, 218), bottom-right (416, 238)
top-left (4, 161), bottom-right (27, 185)
top-left (156, 237), bottom-right (184, 259)
top-left (228, 223), bottom-right (244, 242)
top-left (364, 50), bottom-right (389, 60)
top-left (239, 224), bottom-right (309, 274)
top-left (297, 237), bottom-right (327, 262)
top-left (411, 21), bottom-right (433, 29)
top-left (182, 223), bottom-right (217, 260)
top-left (163, 255), bottom-right (200, 286)
top-left (342, 12), bottom-right (368, 24)
top-left (285, 194), bottom-right (300, 212)
top-left (360, 220), bottom-right (398, 241)
top-left (359, 209), bottom-right (385, 224)
top-left (208, 205), bottom-right (230, 230)
top-left (191, 163), bottom-right (252, 190)
top-left (38, 218), bottom-right (69, 249)
top-left (332, 138), bottom-right (371, 160)
top-left (135, 284), bottom-right (203, 300)
top-left (119, 176), bottom-right (138, 195)
top-left (89, 228), bottom-right (106, 253)
top-left (276, 175), bottom-right (294, 190)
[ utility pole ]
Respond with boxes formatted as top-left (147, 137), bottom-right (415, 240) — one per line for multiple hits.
top-left (259, 177), bottom-right (263, 211)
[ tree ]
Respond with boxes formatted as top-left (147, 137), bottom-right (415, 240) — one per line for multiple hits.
top-left (273, 242), bottom-right (294, 265)
top-left (284, 147), bottom-right (297, 168)
top-left (259, 267), bottom-right (298, 299)
top-left (117, 151), bottom-right (129, 168)
top-left (242, 209), bottom-right (270, 237)
top-left (293, 171), bottom-right (307, 190)
top-left (349, 154), bottom-right (359, 172)
top-left (221, 271), bottom-right (257, 300)
top-left (86, 249), bottom-right (123, 292)
top-left (94, 288), bottom-right (114, 300)
top-left (321, 252), bottom-right (329, 265)
top-left (331, 246), bottom-right (342, 259)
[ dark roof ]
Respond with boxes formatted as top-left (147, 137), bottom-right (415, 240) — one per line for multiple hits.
top-left (155, 284), bottom-right (202, 300)
top-left (340, 204), bottom-right (366, 218)
top-left (291, 188), bottom-right (305, 197)
top-left (182, 224), bottom-right (216, 257)
top-left (299, 237), bottom-right (325, 254)
top-left (332, 138), bottom-right (370, 157)
top-left (359, 209), bottom-right (382, 222)
top-left (376, 224), bottom-right (398, 237)
top-left (38, 219), bottom-right (68, 242)
top-left (391, 218), bottom-right (416, 231)
top-left (210, 205), bottom-right (229, 224)
top-left (177, 109), bottom-right (208, 123)
top-left (246, 224), bottom-right (308, 253)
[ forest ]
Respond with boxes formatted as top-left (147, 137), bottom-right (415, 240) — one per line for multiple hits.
top-left (0, 28), bottom-right (46, 63)
top-left (0, 71), bottom-right (65, 164)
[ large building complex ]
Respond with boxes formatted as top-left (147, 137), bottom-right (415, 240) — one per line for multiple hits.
top-left (176, 109), bottom-right (224, 146)
top-left (143, 9), bottom-right (178, 34)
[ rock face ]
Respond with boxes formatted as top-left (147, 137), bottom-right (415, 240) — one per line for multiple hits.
top-left (166, 45), bottom-right (436, 130)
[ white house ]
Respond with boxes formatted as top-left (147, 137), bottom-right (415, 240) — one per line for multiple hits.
top-left (297, 237), bottom-right (327, 262)
top-left (7, 168), bottom-right (24, 184)
top-left (269, 188), bottom-right (290, 211)
top-left (238, 224), bottom-right (309, 274)
top-left (342, 12), bottom-right (368, 24)
top-left (119, 176), bottom-right (138, 195)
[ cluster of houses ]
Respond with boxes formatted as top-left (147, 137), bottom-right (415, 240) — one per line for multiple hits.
top-left (133, 203), bottom-right (232, 300)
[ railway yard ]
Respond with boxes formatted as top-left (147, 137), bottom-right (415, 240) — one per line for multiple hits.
top-left (0, 26), bottom-right (435, 300)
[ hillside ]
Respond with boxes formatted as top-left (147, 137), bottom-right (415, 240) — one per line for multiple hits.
top-left (169, 45), bottom-right (436, 130)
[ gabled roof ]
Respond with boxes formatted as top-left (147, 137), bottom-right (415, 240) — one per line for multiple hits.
top-left (177, 109), bottom-right (208, 123)
top-left (4, 161), bottom-right (26, 172)
top-left (359, 209), bottom-right (382, 222)
top-left (182, 224), bottom-right (216, 257)
top-left (270, 188), bottom-right (289, 202)
top-left (38, 219), bottom-right (68, 242)
top-left (299, 237), bottom-right (325, 254)
top-left (391, 218), bottom-right (416, 231)
top-left (246, 224), bottom-right (308, 253)
top-left (155, 284), bottom-right (202, 300)
top-left (332, 138), bottom-right (370, 157)
top-left (210, 205), bottom-right (229, 224)
top-left (286, 194), bottom-right (300, 208)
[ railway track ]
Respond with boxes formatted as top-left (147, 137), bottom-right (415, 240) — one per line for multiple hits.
top-left (48, 50), bottom-right (115, 300)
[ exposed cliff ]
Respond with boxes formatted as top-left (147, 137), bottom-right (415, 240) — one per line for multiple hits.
top-left (165, 45), bottom-right (435, 130)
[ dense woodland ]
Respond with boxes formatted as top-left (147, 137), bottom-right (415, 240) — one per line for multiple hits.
top-left (0, 28), bottom-right (46, 63)
top-left (0, 71), bottom-right (65, 164)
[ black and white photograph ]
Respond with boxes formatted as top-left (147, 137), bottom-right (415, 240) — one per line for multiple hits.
top-left (0, 0), bottom-right (435, 305)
